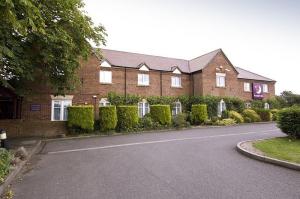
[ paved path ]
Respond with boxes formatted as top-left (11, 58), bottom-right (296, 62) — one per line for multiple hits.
top-left (10, 123), bottom-right (300, 199)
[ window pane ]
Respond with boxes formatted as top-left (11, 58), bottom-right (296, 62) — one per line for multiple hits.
top-left (54, 107), bottom-right (61, 120)
top-left (100, 71), bottom-right (112, 83)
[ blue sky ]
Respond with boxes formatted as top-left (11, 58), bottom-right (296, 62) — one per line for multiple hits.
top-left (83, 0), bottom-right (300, 94)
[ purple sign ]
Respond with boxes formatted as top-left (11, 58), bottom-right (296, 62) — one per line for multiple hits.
top-left (252, 83), bottom-right (263, 99)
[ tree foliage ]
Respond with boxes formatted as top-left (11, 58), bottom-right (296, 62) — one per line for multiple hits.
top-left (0, 0), bottom-right (106, 94)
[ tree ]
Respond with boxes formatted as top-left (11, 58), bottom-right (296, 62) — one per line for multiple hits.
top-left (0, 0), bottom-right (106, 94)
top-left (279, 91), bottom-right (300, 107)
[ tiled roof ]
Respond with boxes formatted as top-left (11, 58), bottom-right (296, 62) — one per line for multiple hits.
top-left (236, 67), bottom-right (275, 82)
top-left (100, 48), bottom-right (275, 82)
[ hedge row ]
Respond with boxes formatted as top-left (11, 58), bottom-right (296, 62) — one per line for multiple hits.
top-left (277, 107), bottom-right (300, 138)
top-left (99, 106), bottom-right (117, 132)
top-left (191, 104), bottom-right (208, 125)
top-left (150, 105), bottom-right (172, 125)
top-left (116, 106), bottom-right (139, 131)
top-left (68, 105), bottom-right (94, 132)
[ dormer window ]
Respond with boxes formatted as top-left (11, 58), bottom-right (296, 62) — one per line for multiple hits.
top-left (139, 64), bottom-right (149, 71)
top-left (100, 60), bottom-right (111, 67)
top-left (172, 68), bottom-right (181, 74)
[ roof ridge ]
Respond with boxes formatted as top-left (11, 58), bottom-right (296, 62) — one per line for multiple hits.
top-left (189, 48), bottom-right (221, 61)
top-left (100, 48), bottom-right (188, 62)
top-left (236, 66), bottom-right (275, 81)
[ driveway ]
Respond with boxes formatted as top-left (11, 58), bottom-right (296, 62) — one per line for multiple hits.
top-left (9, 123), bottom-right (300, 199)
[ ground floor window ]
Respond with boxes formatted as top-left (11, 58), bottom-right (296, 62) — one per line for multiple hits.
top-left (99, 98), bottom-right (111, 107)
top-left (245, 102), bottom-right (251, 109)
top-left (172, 101), bottom-right (182, 115)
top-left (264, 102), bottom-right (270, 110)
top-left (138, 100), bottom-right (150, 118)
top-left (218, 99), bottom-right (226, 117)
top-left (51, 100), bottom-right (72, 121)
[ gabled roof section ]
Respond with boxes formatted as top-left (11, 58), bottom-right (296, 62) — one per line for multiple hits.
top-left (138, 63), bottom-right (150, 71)
top-left (189, 49), bottom-right (221, 73)
top-left (101, 49), bottom-right (190, 73)
top-left (100, 60), bottom-right (111, 67)
top-left (235, 67), bottom-right (275, 82)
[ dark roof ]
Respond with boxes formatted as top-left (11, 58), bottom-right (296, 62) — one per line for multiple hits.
top-left (100, 48), bottom-right (275, 82)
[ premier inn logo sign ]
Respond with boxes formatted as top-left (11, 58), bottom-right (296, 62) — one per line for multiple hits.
top-left (252, 83), bottom-right (263, 99)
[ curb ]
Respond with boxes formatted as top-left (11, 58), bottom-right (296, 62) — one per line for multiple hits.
top-left (0, 140), bottom-right (44, 196)
top-left (236, 139), bottom-right (300, 171)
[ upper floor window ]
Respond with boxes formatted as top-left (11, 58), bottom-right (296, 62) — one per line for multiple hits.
top-left (51, 99), bottom-right (72, 121)
top-left (171, 76), bottom-right (181, 87)
top-left (263, 84), bottom-right (268, 93)
top-left (244, 82), bottom-right (251, 92)
top-left (138, 100), bottom-right (150, 118)
top-left (216, 73), bottom-right (226, 87)
top-left (99, 98), bottom-right (111, 107)
top-left (99, 70), bottom-right (112, 84)
top-left (138, 74), bottom-right (149, 86)
top-left (172, 101), bottom-right (182, 115)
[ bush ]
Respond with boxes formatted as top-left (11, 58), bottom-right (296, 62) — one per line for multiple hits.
top-left (277, 107), bottom-right (300, 138)
top-left (221, 110), bottom-right (229, 119)
top-left (270, 109), bottom-right (279, 121)
top-left (215, 118), bottom-right (236, 126)
top-left (99, 106), bottom-right (117, 132)
top-left (255, 109), bottom-right (272, 122)
top-left (228, 111), bottom-right (244, 123)
top-left (138, 114), bottom-right (154, 130)
top-left (0, 149), bottom-right (12, 183)
top-left (244, 117), bottom-right (252, 123)
top-left (150, 105), bottom-right (172, 125)
top-left (68, 105), bottom-right (94, 132)
top-left (242, 109), bottom-right (261, 123)
top-left (116, 106), bottom-right (139, 132)
top-left (172, 113), bottom-right (188, 129)
top-left (191, 104), bottom-right (208, 125)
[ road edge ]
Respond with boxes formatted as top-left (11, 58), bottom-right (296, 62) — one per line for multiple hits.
top-left (236, 139), bottom-right (300, 171)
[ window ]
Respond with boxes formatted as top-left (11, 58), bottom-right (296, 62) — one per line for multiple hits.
top-left (100, 71), bottom-right (112, 83)
top-left (217, 99), bottom-right (226, 117)
top-left (171, 76), bottom-right (181, 87)
top-left (216, 73), bottom-right (226, 87)
top-left (244, 82), bottom-right (251, 92)
top-left (138, 74), bottom-right (149, 86)
top-left (51, 100), bottom-right (72, 121)
top-left (245, 102), bottom-right (251, 109)
top-left (263, 84), bottom-right (268, 93)
top-left (172, 101), bottom-right (182, 115)
top-left (99, 98), bottom-right (110, 107)
top-left (138, 100), bottom-right (150, 118)
top-left (264, 102), bottom-right (270, 110)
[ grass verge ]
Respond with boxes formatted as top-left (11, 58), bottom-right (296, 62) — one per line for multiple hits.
top-left (253, 137), bottom-right (300, 164)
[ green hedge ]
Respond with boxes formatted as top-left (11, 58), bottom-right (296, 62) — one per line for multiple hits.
top-left (215, 118), bottom-right (236, 126)
top-left (99, 106), bottom-right (117, 132)
top-left (150, 105), bottom-right (172, 125)
top-left (255, 109), bottom-right (272, 122)
top-left (68, 105), bottom-right (94, 132)
top-left (191, 104), bottom-right (208, 125)
top-left (0, 149), bottom-right (11, 183)
top-left (116, 106), bottom-right (139, 131)
top-left (277, 107), bottom-right (300, 138)
top-left (228, 111), bottom-right (244, 123)
top-left (242, 109), bottom-right (261, 123)
top-left (270, 109), bottom-right (279, 121)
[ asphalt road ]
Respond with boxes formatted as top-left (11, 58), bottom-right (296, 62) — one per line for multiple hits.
top-left (10, 123), bottom-right (300, 199)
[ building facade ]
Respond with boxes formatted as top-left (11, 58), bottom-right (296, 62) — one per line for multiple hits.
top-left (0, 49), bottom-right (275, 137)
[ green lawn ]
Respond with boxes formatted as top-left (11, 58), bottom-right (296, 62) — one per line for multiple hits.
top-left (253, 137), bottom-right (300, 164)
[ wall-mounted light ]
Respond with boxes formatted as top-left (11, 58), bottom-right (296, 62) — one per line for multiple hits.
top-left (219, 65), bottom-right (223, 69)
top-left (225, 69), bottom-right (230, 72)
top-left (92, 95), bottom-right (97, 99)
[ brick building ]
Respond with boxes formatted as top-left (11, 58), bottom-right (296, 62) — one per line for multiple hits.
top-left (0, 49), bottom-right (275, 137)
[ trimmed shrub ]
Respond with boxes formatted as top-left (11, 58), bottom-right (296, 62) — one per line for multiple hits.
top-left (221, 110), bottom-right (229, 119)
top-left (116, 106), bottom-right (139, 131)
top-left (228, 111), bottom-right (244, 123)
top-left (138, 114), bottom-right (154, 130)
top-left (271, 109), bottom-right (279, 121)
top-left (68, 105), bottom-right (94, 132)
top-left (215, 118), bottom-right (236, 126)
top-left (99, 106), bottom-right (117, 132)
top-left (191, 104), bottom-right (208, 125)
top-left (255, 109), bottom-right (272, 122)
top-left (277, 107), bottom-right (300, 138)
top-left (172, 113), bottom-right (188, 129)
top-left (150, 105), bottom-right (172, 125)
top-left (0, 149), bottom-right (12, 183)
top-left (242, 109), bottom-right (261, 123)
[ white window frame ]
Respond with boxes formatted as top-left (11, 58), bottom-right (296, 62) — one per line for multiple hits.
top-left (171, 76), bottom-right (181, 87)
top-left (244, 82), bottom-right (251, 92)
top-left (216, 73), bottom-right (226, 88)
top-left (138, 100), bottom-right (150, 118)
top-left (263, 84), bottom-right (268, 93)
top-left (138, 74), bottom-right (150, 86)
top-left (217, 99), bottom-right (226, 117)
top-left (172, 101), bottom-right (182, 116)
top-left (99, 98), bottom-right (111, 107)
top-left (245, 102), bottom-right (252, 109)
top-left (51, 99), bottom-right (72, 121)
top-left (99, 70), bottom-right (112, 84)
top-left (264, 102), bottom-right (270, 110)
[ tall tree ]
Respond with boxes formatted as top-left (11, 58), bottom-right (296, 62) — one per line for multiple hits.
top-left (0, 0), bottom-right (106, 94)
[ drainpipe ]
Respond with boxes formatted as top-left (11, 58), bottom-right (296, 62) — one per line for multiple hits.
top-left (192, 73), bottom-right (195, 96)
top-left (124, 68), bottom-right (127, 97)
top-left (160, 71), bottom-right (163, 96)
